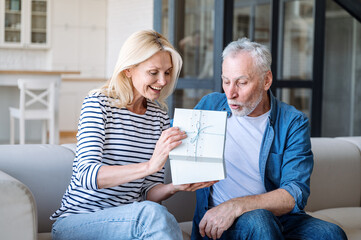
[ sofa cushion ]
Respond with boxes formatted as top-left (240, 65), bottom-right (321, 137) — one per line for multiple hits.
top-left (0, 144), bottom-right (75, 233)
top-left (311, 207), bottom-right (361, 229)
top-left (342, 228), bottom-right (361, 240)
top-left (336, 137), bottom-right (361, 152)
top-left (0, 171), bottom-right (37, 240)
top-left (38, 232), bottom-right (51, 240)
top-left (310, 207), bottom-right (361, 240)
top-left (179, 221), bottom-right (192, 240)
top-left (306, 138), bottom-right (361, 212)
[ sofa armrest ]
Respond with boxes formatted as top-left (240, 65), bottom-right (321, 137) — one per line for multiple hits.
top-left (0, 144), bottom-right (75, 233)
top-left (0, 170), bottom-right (37, 240)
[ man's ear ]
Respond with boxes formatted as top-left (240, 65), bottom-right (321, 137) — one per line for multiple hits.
top-left (264, 70), bottom-right (273, 91)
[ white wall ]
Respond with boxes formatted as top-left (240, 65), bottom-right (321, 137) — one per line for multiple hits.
top-left (106, 0), bottom-right (154, 77)
top-left (0, 0), bottom-right (108, 78)
top-left (60, 0), bottom-right (154, 132)
top-left (51, 0), bottom-right (107, 78)
top-left (0, 0), bottom-right (155, 136)
top-left (0, 0), bottom-right (154, 77)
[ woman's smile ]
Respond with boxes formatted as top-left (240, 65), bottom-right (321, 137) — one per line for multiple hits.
top-left (149, 85), bottom-right (163, 91)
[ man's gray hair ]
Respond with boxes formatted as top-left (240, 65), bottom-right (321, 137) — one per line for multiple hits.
top-left (222, 38), bottom-right (272, 74)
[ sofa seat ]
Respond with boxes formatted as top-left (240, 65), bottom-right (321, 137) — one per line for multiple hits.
top-left (38, 233), bottom-right (51, 240)
top-left (179, 222), bottom-right (193, 239)
top-left (181, 207), bottom-right (361, 240)
top-left (310, 207), bottom-right (361, 238)
top-left (0, 137), bottom-right (360, 240)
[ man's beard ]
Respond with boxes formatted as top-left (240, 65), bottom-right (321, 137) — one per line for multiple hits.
top-left (228, 90), bottom-right (263, 117)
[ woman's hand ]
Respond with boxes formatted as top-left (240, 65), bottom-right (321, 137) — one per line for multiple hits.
top-left (148, 127), bottom-right (187, 174)
top-left (172, 181), bottom-right (218, 194)
top-left (147, 181), bottom-right (218, 203)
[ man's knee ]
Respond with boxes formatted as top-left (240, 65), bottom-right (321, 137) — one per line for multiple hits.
top-left (235, 209), bottom-right (281, 233)
top-left (319, 222), bottom-right (347, 240)
top-left (282, 214), bottom-right (348, 240)
top-left (223, 209), bottom-right (282, 239)
top-left (241, 209), bottom-right (279, 226)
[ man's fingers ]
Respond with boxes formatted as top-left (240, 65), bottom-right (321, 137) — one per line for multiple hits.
top-left (199, 218), bottom-right (207, 237)
top-left (204, 221), bottom-right (213, 239)
top-left (210, 226), bottom-right (218, 240)
top-left (217, 228), bottom-right (224, 239)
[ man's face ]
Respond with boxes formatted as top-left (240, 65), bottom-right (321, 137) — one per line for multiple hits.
top-left (222, 52), bottom-right (266, 117)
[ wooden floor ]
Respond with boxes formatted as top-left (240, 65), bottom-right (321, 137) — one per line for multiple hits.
top-left (59, 131), bottom-right (77, 145)
top-left (0, 131), bottom-right (78, 145)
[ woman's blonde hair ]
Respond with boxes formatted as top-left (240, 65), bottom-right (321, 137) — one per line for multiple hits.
top-left (93, 30), bottom-right (182, 110)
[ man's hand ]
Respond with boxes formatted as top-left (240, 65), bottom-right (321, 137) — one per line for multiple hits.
top-left (199, 200), bottom-right (238, 239)
top-left (198, 189), bottom-right (295, 239)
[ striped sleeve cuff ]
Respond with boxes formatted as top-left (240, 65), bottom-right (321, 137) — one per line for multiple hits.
top-left (80, 163), bottom-right (102, 190)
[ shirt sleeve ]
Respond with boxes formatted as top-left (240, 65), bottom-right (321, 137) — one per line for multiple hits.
top-left (74, 95), bottom-right (106, 190)
top-left (279, 114), bottom-right (313, 213)
top-left (141, 114), bottom-right (170, 199)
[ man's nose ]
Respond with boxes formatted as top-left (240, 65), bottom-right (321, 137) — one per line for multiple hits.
top-left (228, 83), bottom-right (238, 99)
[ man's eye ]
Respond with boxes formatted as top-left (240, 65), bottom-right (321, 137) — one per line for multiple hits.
top-left (149, 71), bottom-right (157, 75)
top-left (237, 82), bottom-right (246, 86)
top-left (223, 81), bottom-right (230, 85)
top-left (165, 71), bottom-right (171, 75)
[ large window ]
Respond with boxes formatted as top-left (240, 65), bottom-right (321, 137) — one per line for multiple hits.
top-left (277, 0), bottom-right (314, 121)
top-left (322, 0), bottom-right (361, 136)
top-left (154, 0), bottom-right (361, 137)
top-left (232, 0), bottom-right (314, 120)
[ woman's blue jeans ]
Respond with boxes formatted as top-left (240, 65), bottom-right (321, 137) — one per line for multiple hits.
top-left (192, 209), bottom-right (347, 240)
top-left (52, 201), bottom-right (183, 240)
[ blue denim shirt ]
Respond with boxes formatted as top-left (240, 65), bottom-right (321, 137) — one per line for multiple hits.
top-left (192, 91), bottom-right (313, 221)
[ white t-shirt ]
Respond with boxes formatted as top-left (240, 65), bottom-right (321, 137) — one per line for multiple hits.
top-left (211, 110), bottom-right (270, 206)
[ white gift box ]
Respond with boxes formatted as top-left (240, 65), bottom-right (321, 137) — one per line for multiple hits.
top-left (169, 108), bottom-right (227, 185)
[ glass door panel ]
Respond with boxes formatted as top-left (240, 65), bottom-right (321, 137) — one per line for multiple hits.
top-left (173, 89), bottom-right (213, 109)
top-left (168, 0), bottom-right (215, 113)
top-left (255, 3), bottom-right (270, 48)
top-left (282, 0), bottom-right (314, 80)
top-left (176, 0), bottom-right (215, 80)
top-left (161, 0), bottom-right (168, 38)
top-left (30, 0), bottom-right (47, 44)
top-left (322, 0), bottom-right (361, 137)
top-left (233, 4), bottom-right (250, 40)
top-left (4, 0), bottom-right (22, 43)
top-left (277, 88), bottom-right (312, 119)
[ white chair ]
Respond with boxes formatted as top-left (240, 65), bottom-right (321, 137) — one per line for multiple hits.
top-left (9, 79), bottom-right (56, 144)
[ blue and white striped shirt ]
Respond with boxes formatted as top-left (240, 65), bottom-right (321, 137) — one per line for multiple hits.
top-left (51, 93), bottom-right (170, 219)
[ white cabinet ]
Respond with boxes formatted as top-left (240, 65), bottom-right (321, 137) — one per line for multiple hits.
top-left (0, 0), bottom-right (50, 48)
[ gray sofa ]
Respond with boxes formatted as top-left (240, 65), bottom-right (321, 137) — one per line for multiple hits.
top-left (0, 137), bottom-right (360, 240)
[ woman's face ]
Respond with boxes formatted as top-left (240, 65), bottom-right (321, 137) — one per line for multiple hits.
top-left (127, 51), bottom-right (173, 101)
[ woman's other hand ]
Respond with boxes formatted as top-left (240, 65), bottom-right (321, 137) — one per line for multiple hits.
top-left (146, 181), bottom-right (218, 202)
top-left (172, 181), bottom-right (218, 193)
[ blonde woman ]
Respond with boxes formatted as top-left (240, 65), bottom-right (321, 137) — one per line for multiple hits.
top-left (51, 30), bottom-right (214, 240)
